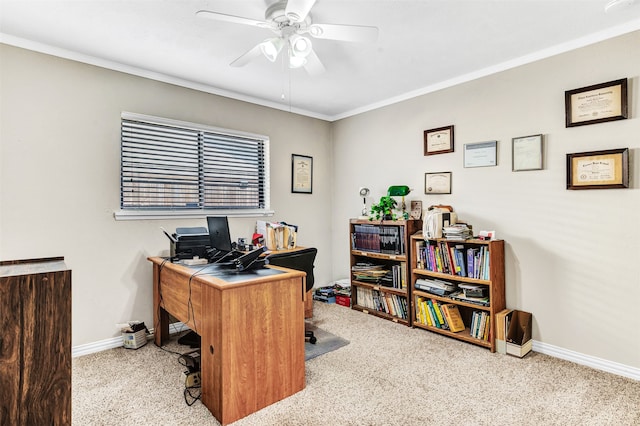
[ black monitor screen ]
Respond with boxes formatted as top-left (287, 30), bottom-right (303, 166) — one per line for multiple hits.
top-left (207, 216), bottom-right (233, 252)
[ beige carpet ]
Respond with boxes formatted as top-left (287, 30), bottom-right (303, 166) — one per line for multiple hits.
top-left (73, 302), bottom-right (640, 425)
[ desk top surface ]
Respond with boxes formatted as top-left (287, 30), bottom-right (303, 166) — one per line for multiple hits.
top-left (148, 256), bottom-right (305, 287)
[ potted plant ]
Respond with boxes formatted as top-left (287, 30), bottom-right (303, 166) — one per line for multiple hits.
top-left (369, 195), bottom-right (398, 221)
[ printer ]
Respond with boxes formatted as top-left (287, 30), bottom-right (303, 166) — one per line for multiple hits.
top-left (163, 227), bottom-right (211, 260)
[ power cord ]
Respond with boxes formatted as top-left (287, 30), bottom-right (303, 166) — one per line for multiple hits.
top-left (183, 385), bottom-right (201, 406)
top-left (155, 259), bottom-right (213, 407)
top-left (178, 348), bottom-right (202, 406)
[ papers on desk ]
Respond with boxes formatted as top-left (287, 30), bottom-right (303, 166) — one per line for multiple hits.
top-left (257, 220), bottom-right (298, 250)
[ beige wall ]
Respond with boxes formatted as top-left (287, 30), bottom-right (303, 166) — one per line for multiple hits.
top-left (2, 30), bottom-right (640, 373)
top-left (332, 31), bottom-right (640, 369)
top-left (0, 44), bottom-right (333, 346)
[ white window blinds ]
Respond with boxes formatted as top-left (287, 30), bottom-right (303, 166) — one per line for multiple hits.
top-left (121, 113), bottom-right (269, 212)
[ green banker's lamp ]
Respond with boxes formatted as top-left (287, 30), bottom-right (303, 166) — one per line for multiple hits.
top-left (387, 185), bottom-right (411, 219)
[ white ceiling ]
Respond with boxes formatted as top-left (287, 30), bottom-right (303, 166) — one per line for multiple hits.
top-left (2, 0), bottom-right (640, 121)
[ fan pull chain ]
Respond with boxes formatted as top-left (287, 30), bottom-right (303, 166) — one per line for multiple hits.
top-left (280, 49), bottom-right (287, 102)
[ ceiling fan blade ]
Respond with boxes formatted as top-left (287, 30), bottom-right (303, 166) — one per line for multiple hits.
top-left (196, 10), bottom-right (269, 28)
top-left (303, 49), bottom-right (325, 76)
top-left (230, 44), bottom-right (263, 67)
top-left (308, 23), bottom-right (379, 43)
top-left (285, 0), bottom-right (317, 23)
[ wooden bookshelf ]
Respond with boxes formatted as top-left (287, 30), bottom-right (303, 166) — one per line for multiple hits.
top-left (410, 232), bottom-right (505, 352)
top-left (349, 218), bottom-right (422, 326)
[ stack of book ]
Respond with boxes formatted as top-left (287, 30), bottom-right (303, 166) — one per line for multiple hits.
top-left (443, 224), bottom-right (472, 240)
top-left (352, 224), bottom-right (404, 254)
top-left (414, 278), bottom-right (457, 296)
top-left (351, 224), bottom-right (380, 252)
top-left (470, 311), bottom-right (491, 340)
top-left (333, 281), bottom-right (351, 307)
top-left (415, 298), bottom-right (466, 333)
top-left (449, 290), bottom-right (490, 306)
top-left (351, 262), bottom-right (388, 283)
top-left (313, 286), bottom-right (336, 303)
top-left (459, 283), bottom-right (487, 298)
top-left (378, 263), bottom-right (406, 289)
top-left (356, 287), bottom-right (408, 319)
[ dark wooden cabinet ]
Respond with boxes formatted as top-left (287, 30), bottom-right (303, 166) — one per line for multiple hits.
top-left (0, 257), bottom-right (71, 425)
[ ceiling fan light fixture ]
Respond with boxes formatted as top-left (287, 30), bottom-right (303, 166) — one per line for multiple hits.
top-left (260, 37), bottom-right (284, 62)
top-left (289, 35), bottom-right (312, 58)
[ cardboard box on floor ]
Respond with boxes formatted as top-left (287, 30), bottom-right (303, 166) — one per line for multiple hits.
top-left (495, 309), bottom-right (532, 357)
top-left (495, 309), bottom-right (511, 354)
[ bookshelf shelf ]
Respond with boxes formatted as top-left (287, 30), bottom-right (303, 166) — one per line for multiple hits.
top-left (349, 218), bottom-right (422, 326)
top-left (410, 232), bottom-right (505, 352)
top-left (351, 280), bottom-right (408, 296)
top-left (351, 250), bottom-right (408, 262)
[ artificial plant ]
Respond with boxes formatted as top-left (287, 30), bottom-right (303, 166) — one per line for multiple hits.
top-left (369, 195), bottom-right (398, 220)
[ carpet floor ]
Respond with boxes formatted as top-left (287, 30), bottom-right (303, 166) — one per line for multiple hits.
top-left (72, 302), bottom-right (640, 425)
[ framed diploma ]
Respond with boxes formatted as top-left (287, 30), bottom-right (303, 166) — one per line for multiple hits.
top-left (566, 148), bottom-right (628, 190)
top-left (512, 134), bottom-right (543, 171)
top-left (291, 154), bottom-right (313, 194)
top-left (424, 125), bottom-right (454, 155)
top-left (565, 78), bottom-right (628, 127)
top-left (463, 141), bottom-right (497, 168)
top-left (425, 172), bottom-right (452, 194)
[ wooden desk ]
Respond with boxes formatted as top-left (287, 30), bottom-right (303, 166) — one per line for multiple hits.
top-left (263, 247), bottom-right (313, 318)
top-left (149, 257), bottom-right (306, 425)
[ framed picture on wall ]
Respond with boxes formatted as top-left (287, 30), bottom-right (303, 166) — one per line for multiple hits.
top-left (463, 141), bottom-right (497, 168)
top-left (424, 172), bottom-right (452, 194)
top-left (565, 78), bottom-right (628, 127)
top-left (424, 125), bottom-right (454, 155)
top-left (291, 154), bottom-right (313, 194)
top-left (512, 134), bottom-right (543, 171)
top-left (566, 148), bottom-right (628, 190)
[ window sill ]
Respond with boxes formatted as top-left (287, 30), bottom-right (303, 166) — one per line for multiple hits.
top-left (113, 209), bottom-right (275, 221)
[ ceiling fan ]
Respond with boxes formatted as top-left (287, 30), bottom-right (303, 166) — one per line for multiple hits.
top-left (196, 0), bottom-right (379, 76)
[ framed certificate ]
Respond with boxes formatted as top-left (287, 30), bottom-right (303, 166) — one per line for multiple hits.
top-left (512, 134), bottom-right (543, 171)
top-left (425, 172), bottom-right (452, 194)
top-left (291, 154), bottom-right (313, 194)
top-left (463, 141), bottom-right (497, 168)
top-left (566, 148), bottom-right (628, 190)
top-left (424, 125), bottom-right (454, 155)
top-left (565, 78), bottom-right (628, 127)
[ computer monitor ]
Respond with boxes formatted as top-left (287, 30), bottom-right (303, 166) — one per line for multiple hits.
top-left (207, 216), bottom-right (233, 253)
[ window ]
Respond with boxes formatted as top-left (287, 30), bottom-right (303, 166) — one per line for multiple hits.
top-left (118, 112), bottom-right (270, 219)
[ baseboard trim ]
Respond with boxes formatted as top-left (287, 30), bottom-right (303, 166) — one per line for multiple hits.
top-left (72, 327), bottom-right (639, 381)
top-left (532, 340), bottom-right (640, 381)
top-left (72, 322), bottom-right (189, 358)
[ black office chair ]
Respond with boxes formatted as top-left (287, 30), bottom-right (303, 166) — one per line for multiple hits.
top-left (265, 248), bottom-right (318, 344)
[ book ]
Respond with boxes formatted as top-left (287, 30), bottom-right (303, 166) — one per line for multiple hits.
top-left (427, 299), bottom-right (440, 328)
top-left (441, 304), bottom-right (465, 332)
top-left (483, 313), bottom-right (491, 341)
top-left (455, 245), bottom-right (467, 277)
top-left (415, 296), bottom-right (424, 324)
top-left (431, 299), bottom-right (447, 329)
top-left (466, 247), bottom-right (476, 278)
top-left (420, 298), bottom-right (432, 326)
top-left (477, 312), bottom-right (486, 339)
top-left (449, 290), bottom-right (490, 306)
